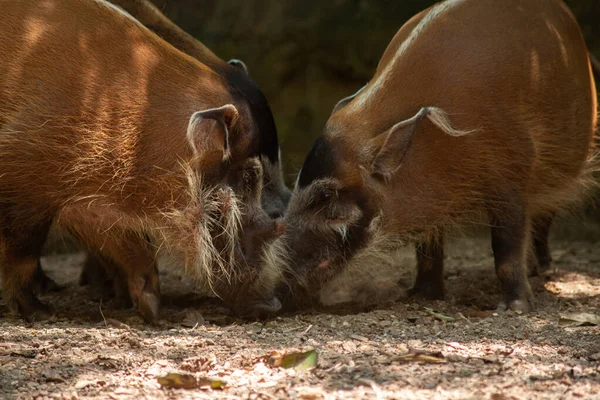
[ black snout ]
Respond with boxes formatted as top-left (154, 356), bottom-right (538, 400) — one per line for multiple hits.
top-left (233, 295), bottom-right (282, 319)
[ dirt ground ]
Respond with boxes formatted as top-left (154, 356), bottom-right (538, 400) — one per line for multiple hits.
top-left (1, 221), bottom-right (600, 400)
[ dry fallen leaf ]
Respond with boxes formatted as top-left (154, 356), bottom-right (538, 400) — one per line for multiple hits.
top-left (41, 369), bottom-right (64, 383)
top-left (157, 372), bottom-right (226, 390)
top-left (266, 348), bottom-right (318, 371)
top-left (7, 348), bottom-right (38, 358)
top-left (463, 310), bottom-right (494, 319)
top-left (423, 307), bottom-right (454, 322)
top-left (182, 309), bottom-right (205, 328)
top-left (157, 372), bottom-right (198, 389)
top-left (392, 350), bottom-right (446, 364)
top-left (197, 377), bottom-right (227, 389)
top-left (180, 355), bottom-right (216, 373)
top-left (559, 312), bottom-right (600, 327)
top-left (75, 380), bottom-right (97, 389)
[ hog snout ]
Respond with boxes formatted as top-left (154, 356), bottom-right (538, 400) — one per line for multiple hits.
top-left (232, 294), bottom-right (282, 319)
top-left (225, 272), bottom-right (283, 318)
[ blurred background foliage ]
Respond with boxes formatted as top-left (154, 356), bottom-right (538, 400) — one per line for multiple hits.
top-left (152, 0), bottom-right (600, 184)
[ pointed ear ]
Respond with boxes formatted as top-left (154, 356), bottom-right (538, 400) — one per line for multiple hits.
top-left (228, 59), bottom-right (249, 75)
top-left (370, 107), bottom-right (429, 180)
top-left (187, 104), bottom-right (239, 161)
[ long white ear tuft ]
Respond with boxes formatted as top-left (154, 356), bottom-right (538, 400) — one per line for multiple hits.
top-left (187, 104), bottom-right (239, 161)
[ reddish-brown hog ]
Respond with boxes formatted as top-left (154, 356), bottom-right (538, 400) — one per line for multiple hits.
top-left (259, 0), bottom-right (598, 312)
top-left (33, 0), bottom-right (291, 300)
top-left (0, 0), bottom-right (272, 322)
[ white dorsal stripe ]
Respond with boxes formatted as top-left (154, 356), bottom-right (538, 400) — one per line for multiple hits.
top-left (96, 0), bottom-right (145, 28)
top-left (350, 0), bottom-right (467, 111)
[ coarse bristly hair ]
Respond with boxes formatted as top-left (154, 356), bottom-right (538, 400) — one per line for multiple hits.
top-left (152, 162), bottom-right (242, 293)
top-left (253, 229), bottom-right (296, 296)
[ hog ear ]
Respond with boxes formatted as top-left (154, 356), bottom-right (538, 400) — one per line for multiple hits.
top-left (370, 107), bottom-right (429, 180)
top-left (228, 59), bottom-right (249, 75)
top-left (187, 104), bottom-right (239, 161)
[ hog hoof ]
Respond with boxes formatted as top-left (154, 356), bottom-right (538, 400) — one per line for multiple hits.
top-left (10, 296), bottom-right (53, 322)
top-left (25, 307), bottom-right (53, 322)
top-left (113, 278), bottom-right (132, 309)
top-left (535, 263), bottom-right (554, 277)
top-left (496, 298), bottom-right (534, 313)
top-left (528, 263), bottom-right (553, 277)
top-left (138, 290), bottom-right (161, 323)
top-left (407, 284), bottom-right (444, 300)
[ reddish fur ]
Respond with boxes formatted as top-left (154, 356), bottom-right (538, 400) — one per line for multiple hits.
top-left (40, 0), bottom-right (289, 303)
top-left (0, 0), bottom-right (258, 321)
top-left (266, 0), bottom-right (598, 312)
top-left (106, 0), bottom-right (223, 68)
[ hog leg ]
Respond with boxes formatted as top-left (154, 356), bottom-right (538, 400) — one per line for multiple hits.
top-left (489, 197), bottom-right (534, 312)
top-left (526, 243), bottom-right (539, 277)
top-left (530, 213), bottom-right (554, 275)
top-left (32, 260), bottom-right (63, 293)
top-left (95, 254), bottom-right (131, 309)
top-left (79, 253), bottom-right (113, 297)
top-left (408, 232), bottom-right (445, 299)
top-left (0, 221), bottom-right (53, 321)
top-left (80, 253), bottom-right (131, 308)
top-left (77, 232), bottom-right (160, 322)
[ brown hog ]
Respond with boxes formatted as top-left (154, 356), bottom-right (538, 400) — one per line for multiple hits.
top-left (0, 0), bottom-right (273, 322)
top-left (33, 0), bottom-right (291, 299)
top-left (259, 0), bottom-right (598, 312)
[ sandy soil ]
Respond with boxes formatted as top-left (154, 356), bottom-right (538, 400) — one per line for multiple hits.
top-left (1, 230), bottom-right (600, 399)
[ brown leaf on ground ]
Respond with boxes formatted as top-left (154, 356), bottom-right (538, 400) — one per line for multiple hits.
top-left (180, 355), bottom-right (217, 372)
top-left (157, 372), bottom-right (199, 389)
top-left (559, 312), bottom-right (600, 326)
top-left (157, 372), bottom-right (226, 390)
top-left (41, 369), bottom-right (64, 383)
top-left (181, 309), bottom-right (205, 328)
top-left (392, 350), bottom-right (446, 364)
top-left (265, 348), bottom-right (318, 371)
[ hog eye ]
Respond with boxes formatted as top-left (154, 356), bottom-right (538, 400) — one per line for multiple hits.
top-left (320, 189), bottom-right (335, 203)
top-left (243, 169), bottom-right (257, 187)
